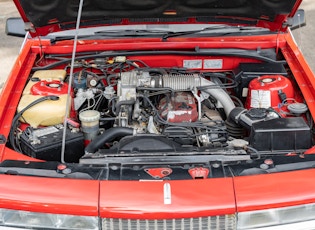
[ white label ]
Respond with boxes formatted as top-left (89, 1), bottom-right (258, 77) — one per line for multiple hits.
top-left (33, 126), bottom-right (59, 137)
top-left (204, 59), bottom-right (223, 69)
top-left (250, 90), bottom-right (271, 108)
top-left (242, 87), bottom-right (248, 97)
top-left (183, 60), bottom-right (202, 69)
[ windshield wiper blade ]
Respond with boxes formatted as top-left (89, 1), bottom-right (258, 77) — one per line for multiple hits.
top-left (50, 29), bottom-right (171, 43)
top-left (50, 35), bottom-right (100, 44)
top-left (50, 26), bottom-right (268, 43)
top-left (161, 26), bottom-right (269, 41)
top-left (94, 29), bottom-right (171, 36)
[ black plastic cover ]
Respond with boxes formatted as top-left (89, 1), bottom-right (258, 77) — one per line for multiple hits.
top-left (110, 135), bottom-right (181, 153)
top-left (249, 117), bottom-right (312, 152)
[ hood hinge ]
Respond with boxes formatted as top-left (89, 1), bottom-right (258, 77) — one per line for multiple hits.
top-left (24, 22), bottom-right (36, 33)
top-left (282, 17), bottom-right (293, 28)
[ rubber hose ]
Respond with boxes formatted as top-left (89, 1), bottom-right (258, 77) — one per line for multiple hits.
top-left (85, 127), bottom-right (134, 154)
top-left (200, 78), bottom-right (235, 117)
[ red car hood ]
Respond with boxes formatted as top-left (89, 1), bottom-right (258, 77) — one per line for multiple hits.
top-left (13, 0), bottom-right (302, 37)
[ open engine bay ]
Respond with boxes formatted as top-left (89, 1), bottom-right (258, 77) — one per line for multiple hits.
top-left (8, 49), bottom-right (313, 169)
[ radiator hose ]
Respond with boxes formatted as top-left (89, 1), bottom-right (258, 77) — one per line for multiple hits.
top-left (85, 127), bottom-right (134, 154)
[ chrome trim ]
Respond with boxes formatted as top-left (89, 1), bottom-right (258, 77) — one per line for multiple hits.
top-left (102, 215), bottom-right (236, 230)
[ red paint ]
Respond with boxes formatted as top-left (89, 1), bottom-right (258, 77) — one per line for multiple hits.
top-left (0, 174), bottom-right (99, 216)
top-left (99, 179), bottom-right (236, 219)
top-left (188, 167), bottom-right (210, 179)
top-left (234, 169), bottom-right (315, 212)
top-left (144, 168), bottom-right (173, 179)
top-left (280, 33), bottom-right (315, 119)
top-left (0, 41), bottom-right (37, 149)
top-left (1, 147), bottom-right (42, 162)
top-left (46, 36), bottom-right (283, 54)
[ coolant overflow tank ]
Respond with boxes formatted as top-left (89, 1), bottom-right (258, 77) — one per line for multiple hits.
top-left (17, 95), bottom-right (70, 128)
top-left (17, 70), bottom-right (71, 128)
top-left (245, 75), bottom-right (294, 109)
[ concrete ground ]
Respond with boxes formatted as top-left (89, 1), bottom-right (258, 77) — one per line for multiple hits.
top-left (0, 0), bottom-right (22, 88)
top-left (0, 0), bottom-right (315, 87)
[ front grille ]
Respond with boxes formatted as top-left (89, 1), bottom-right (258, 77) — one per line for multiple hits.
top-left (102, 215), bottom-right (236, 230)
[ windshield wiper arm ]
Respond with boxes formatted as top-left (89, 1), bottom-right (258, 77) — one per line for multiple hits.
top-left (50, 29), bottom-right (171, 43)
top-left (161, 26), bottom-right (269, 41)
top-left (50, 35), bottom-right (101, 44)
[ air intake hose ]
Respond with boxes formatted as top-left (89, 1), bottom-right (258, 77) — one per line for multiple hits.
top-left (161, 74), bottom-right (235, 117)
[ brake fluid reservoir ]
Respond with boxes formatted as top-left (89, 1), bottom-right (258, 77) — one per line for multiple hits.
top-left (245, 75), bottom-right (294, 109)
top-left (79, 110), bottom-right (100, 145)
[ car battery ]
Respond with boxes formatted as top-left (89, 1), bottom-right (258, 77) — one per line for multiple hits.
top-left (20, 126), bottom-right (84, 162)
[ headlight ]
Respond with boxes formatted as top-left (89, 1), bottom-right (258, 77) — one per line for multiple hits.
top-left (0, 208), bottom-right (99, 230)
top-left (238, 203), bottom-right (315, 230)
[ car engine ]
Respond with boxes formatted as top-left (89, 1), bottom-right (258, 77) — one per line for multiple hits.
top-left (10, 56), bottom-right (313, 162)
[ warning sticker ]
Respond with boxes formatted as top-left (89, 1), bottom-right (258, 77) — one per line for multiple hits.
top-left (204, 59), bottom-right (223, 69)
top-left (250, 90), bottom-right (271, 108)
top-left (183, 60), bottom-right (202, 69)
